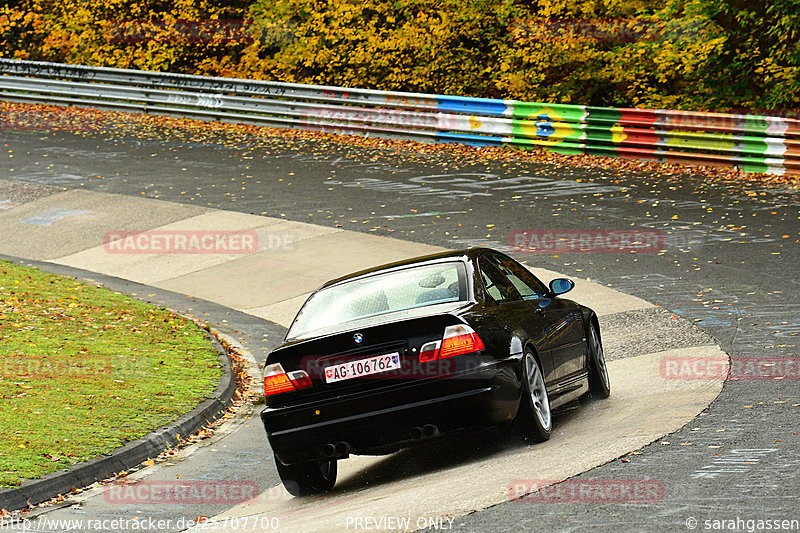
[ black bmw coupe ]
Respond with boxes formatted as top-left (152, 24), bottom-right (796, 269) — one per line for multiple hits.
top-left (261, 248), bottom-right (610, 496)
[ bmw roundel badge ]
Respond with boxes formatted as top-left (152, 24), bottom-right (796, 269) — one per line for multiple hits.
top-left (353, 333), bottom-right (363, 344)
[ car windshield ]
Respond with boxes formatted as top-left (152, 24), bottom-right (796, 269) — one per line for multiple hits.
top-left (288, 261), bottom-right (467, 339)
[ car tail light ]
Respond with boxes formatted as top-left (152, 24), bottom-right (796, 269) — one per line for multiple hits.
top-left (288, 370), bottom-right (313, 390)
top-left (439, 325), bottom-right (485, 358)
top-left (419, 340), bottom-right (441, 362)
top-left (264, 364), bottom-right (312, 396)
top-left (418, 325), bottom-right (484, 362)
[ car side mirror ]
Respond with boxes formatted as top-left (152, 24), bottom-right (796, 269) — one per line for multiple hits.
top-left (548, 278), bottom-right (574, 297)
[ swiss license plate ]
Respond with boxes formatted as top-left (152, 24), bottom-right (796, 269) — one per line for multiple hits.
top-left (324, 353), bottom-right (401, 383)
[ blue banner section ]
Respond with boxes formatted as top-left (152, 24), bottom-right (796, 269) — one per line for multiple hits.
top-left (436, 95), bottom-right (508, 117)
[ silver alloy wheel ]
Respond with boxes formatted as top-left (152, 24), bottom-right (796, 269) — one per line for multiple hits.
top-left (525, 353), bottom-right (551, 431)
top-left (591, 327), bottom-right (610, 390)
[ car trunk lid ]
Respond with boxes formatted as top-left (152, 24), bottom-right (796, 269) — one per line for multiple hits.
top-left (269, 312), bottom-right (464, 397)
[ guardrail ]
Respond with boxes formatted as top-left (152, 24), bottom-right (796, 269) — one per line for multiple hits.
top-left (1, 58), bottom-right (798, 176)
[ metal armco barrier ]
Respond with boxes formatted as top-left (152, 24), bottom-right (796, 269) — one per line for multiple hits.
top-left (1, 58), bottom-right (799, 176)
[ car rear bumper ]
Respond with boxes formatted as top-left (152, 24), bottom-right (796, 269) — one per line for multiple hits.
top-left (262, 365), bottom-right (519, 465)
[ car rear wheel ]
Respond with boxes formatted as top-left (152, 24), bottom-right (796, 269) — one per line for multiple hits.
top-left (275, 457), bottom-right (337, 496)
top-left (518, 351), bottom-right (552, 442)
top-left (587, 324), bottom-right (611, 399)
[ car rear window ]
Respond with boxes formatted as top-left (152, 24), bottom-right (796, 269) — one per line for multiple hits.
top-left (288, 261), bottom-right (467, 339)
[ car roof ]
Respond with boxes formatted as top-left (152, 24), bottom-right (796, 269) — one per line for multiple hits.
top-left (319, 247), bottom-right (490, 289)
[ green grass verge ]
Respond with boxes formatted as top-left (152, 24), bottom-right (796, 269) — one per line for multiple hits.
top-left (0, 261), bottom-right (223, 487)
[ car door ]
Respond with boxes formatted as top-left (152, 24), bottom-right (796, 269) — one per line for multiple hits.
top-left (539, 297), bottom-right (587, 383)
top-left (477, 255), bottom-right (555, 387)
top-left (488, 253), bottom-right (586, 385)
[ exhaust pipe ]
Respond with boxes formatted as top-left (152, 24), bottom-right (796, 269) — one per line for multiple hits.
top-left (422, 424), bottom-right (439, 438)
top-left (410, 425), bottom-right (439, 439)
top-left (335, 441), bottom-right (351, 456)
top-left (321, 443), bottom-right (336, 458)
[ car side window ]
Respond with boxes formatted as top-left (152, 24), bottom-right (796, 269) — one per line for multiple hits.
top-left (479, 257), bottom-right (522, 303)
top-left (488, 253), bottom-right (548, 300)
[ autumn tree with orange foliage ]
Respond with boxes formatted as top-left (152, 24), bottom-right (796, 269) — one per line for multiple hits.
top-left (0, 0), bottom-right (797, 113)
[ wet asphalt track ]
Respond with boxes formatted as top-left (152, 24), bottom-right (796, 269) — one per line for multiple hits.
top-left (2, 128), bottom-right (799, 531)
